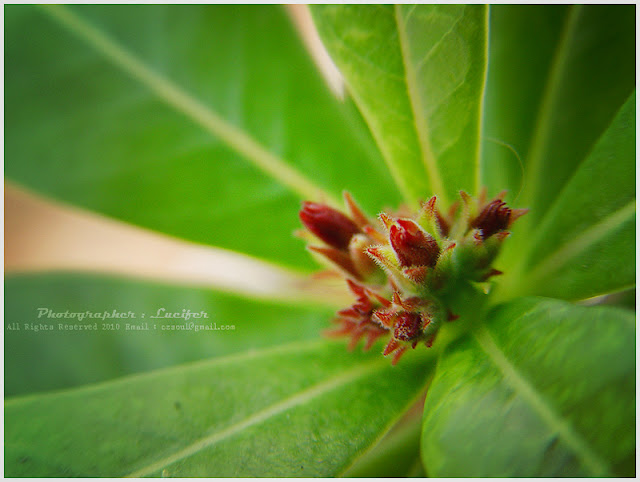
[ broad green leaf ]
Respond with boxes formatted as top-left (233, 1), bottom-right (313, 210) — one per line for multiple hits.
top-left (311, 5), bottom-right (488, 206)
top-left (4, 5), bottom-right (400, 272)
top-left (510, 92), bottom-right (636, 301)
top-left (518, 5), bottom-right (635, 222)
top-left (5, 273), bottom-right (335, 397)
top-left (342, 402), bottom-right (424, 477)
top-left (5, 341), bottom-right (435, 477)
top-left (481, 5), bottom-right (569, 199)
top-left (421, 297), bottom-right (635, 477)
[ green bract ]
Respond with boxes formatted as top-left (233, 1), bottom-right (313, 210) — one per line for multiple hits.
top-left (4, 4), bottom-right (635, 477)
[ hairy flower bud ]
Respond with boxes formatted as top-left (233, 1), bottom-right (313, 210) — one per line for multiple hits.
top-left (389, 219), bottom-right (440, 267)
top-left (393, 312), bottom-right (423, 341)
top-left (471, 200), bottom-right (511, 239)
top-left (299, 189), bottom-right (527, 365)
top-left (299, 202), bottom-right (360, 250)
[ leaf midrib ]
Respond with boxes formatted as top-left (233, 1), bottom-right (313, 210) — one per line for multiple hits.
top-left (522, 5), bottom-right (582, 211)
top-left (336, 373), bottom-right (432, 477)
top-left (126, 357), bottom-right (387, 477)
top-left (4, 338), bottom-right (330, 405)
top-left (473, 325), bottom-right (611, 477)
top-left (514, 199), bottom-right (636, 292)
top-left (504, 88), bottom-right (636, 296)
top-left (312, 10), bottom-right (417, 205)
top-left (475, 7), bottom-right (490, 196)
top-left (39, 4), bottom-right (339, 207)
top-left (528, 200), bottom-right (635, 280)
top-left (394, 5), bottom-right (447, 206)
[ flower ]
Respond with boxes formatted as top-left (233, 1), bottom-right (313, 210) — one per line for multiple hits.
top-left (299, 190), bottom-right (527, 364)
top-left (299, 202), bottom-right (360, 250)
top-left (389, 219), bottom-right (440, 268)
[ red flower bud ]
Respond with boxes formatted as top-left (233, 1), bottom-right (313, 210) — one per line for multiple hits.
top-left (471, 200), bottom-right (511, 239)
top-left (393, 312), bottom-right (422, 341)
top-left (389, 219), bottom-right (440, 267)
top-left (304, 190), bottom-right (527, 365)
top-left (299, 202), bottom-right (360, 250)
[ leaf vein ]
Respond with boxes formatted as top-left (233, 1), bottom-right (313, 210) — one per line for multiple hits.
top-left (39, 4), bottom-right (338, 205)
top-left (526, 199), bottom-right (636, 283)
top-left (522, 5), bottom-right (583, 210)
top-left (330, 39), bottom-right (407, 83)
top-left (475, 6), bottom-right (490, 195)
top-left (415, 11), bottom-right (465, 72)
top-left (4, 339), bottom-right (331, 406)
top-left (394, 5), bottom-right (448, 205)
top-left (126, 358), bottom-right (385, 477)
top-left (473, 325), bottom-right (611, 476)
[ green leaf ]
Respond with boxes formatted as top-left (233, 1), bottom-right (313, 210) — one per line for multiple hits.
top-left (421, 297), bottom-right (635, 477)
top-left (311, 5), bottom-right (488, 206)
top-left (5, 342), bottom-right (435, 477)
top-left (342, 403), bottom-right (424, 477)
top-left (5, 273), bottom-right (335, 397)
top-left (4, 5), bottom-right (400, 271)
top-left (510, 92), bottom-right (636, 301)
top-left (517, 5), bottom-right (635, 222)
top-left (481, 5), bottom-right (569, 198)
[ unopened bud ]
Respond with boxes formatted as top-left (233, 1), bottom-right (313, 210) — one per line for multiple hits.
top-left (471, 200), bottom-right (511, 239)
top-left (393, 312), bottom-right (423, 341)
top-left (300, 202), bottom-right (360, 250)
top-left (390, 219), bottom-right (440, 267)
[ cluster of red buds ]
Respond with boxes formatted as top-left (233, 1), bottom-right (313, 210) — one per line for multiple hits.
top-left (299, 190), bottom-right (527, 364)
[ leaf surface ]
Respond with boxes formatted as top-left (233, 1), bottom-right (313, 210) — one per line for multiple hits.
top-left (421, 297), bottom-right (635, 477)
top-left (512, 92), bottom-right (636, 300)
top-left (5, 5), bottom-right (400, 271)
top-left (5, 342), bottom-right (435, 477)
top-left (311, 5), bottom-right (488, 206)
top-left (343, 405), bottom-right (424, 477)
top-left (481, 5), bottom-right (569, 198)
top-left (4, 273), bottom-right (335, 397)
top-left (517, 5), bottom-right (635, 222)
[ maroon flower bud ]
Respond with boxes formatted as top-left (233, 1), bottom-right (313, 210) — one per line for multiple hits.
top-left (299, 202), bottom-right (360, 250)
top-left (389, 219), bottom-right (440, 267)
top-left (471, 200), bottom-right (511, 239)
top-left (303, 190), bottom-right (527, 365)
top-left (393, 311), bottom-right (423, 341)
